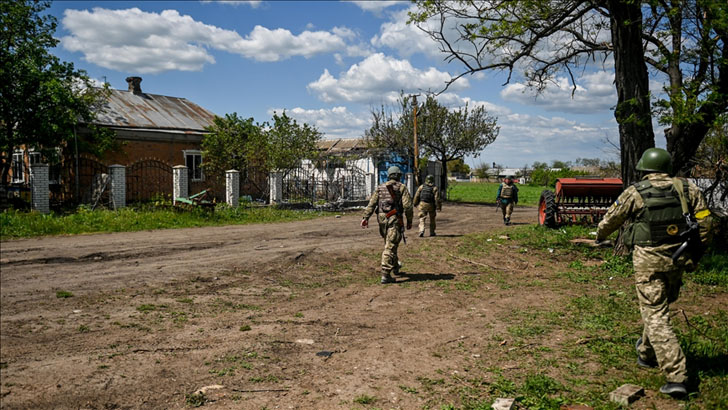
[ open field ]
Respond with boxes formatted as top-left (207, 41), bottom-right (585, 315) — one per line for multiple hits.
top-left (448, 182), bottom-right (545, 206)
top-left (1, 203), bottom-right (726, 409)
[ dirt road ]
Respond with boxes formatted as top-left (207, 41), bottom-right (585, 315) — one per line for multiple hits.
top-left (0, 204), bottom-right (532, 299)
top-left (1, 204), bottom-right (540, 409)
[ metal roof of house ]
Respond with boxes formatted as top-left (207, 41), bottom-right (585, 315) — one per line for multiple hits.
top-left (316, 138), bottom-right (369, 154)
top-left (93, 89), bottom-right (216, 132)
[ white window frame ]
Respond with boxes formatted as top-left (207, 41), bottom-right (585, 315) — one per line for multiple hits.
top-left (183, 150), bottom-right (204, 181)
top-left (11, 150), bottom-right (25, 183)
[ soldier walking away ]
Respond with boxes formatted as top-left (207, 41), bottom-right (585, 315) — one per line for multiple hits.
top-left (596, 148), bottom-right (714, 399)
top-left (361, 166), bottom-right (414, 284)
top-left (413, 174), bottom-right (442, 237)
top-left (497, 176), bottom-right (519, 225)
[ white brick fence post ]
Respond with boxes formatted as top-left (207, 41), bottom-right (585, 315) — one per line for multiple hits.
top-left (366, 173), bottom-right (376, 197)
top-left (269, 171), bottom-right (283, 204)
top-left (173, 165), bottom-right (188, 205)
top-left (226, 169), bottom-right (240, 207)
top-left (405, 172), bottom-right (414, 196)
top-left (30, 163), bottom-right (50, 214)
top-left (108, 165), bottom-right (126, 209)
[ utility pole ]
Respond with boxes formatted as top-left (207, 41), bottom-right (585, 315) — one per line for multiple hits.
top-left (412, 94), bottom-right (420, 187)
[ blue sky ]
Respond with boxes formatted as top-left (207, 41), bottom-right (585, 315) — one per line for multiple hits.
top-left (46, 0), bottom-right (635, 169)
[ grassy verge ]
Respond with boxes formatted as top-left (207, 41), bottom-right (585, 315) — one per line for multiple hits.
top-left (410, 224), bottom-right (728, 409)
top-left (447, 182), bottom-right (546, 206)
top-left (0, 204), bottom-right (333, 239)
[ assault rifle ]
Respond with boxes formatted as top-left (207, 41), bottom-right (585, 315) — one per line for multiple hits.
top-left (495, 197), bottom-right (502, 212)
top-left (671, 213), bottom-right (702, 263)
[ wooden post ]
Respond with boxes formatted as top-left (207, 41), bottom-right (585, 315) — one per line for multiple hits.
top-left (412, 95), bottom-right (419, 187)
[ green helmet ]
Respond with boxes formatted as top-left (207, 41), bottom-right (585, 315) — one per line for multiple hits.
top-left (387, 166), bottom-right (402, 180)
top-left (425, 174), bottom-right (434, 183)
top-left (636, 148), bottom-right (672, 173)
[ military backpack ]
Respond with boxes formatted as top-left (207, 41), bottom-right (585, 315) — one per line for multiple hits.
top-left (624, 179), bottom-right (689, 248)
top-left (420, 184), bottom-right (435, 204)
top-left (377, 181), bottom-right (402, 213)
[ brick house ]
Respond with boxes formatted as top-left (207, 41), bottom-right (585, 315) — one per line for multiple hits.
top-left (73, 76), bottom-right (217, 202)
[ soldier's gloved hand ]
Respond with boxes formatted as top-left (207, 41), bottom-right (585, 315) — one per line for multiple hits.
top-left (361, 218), bottom-right (368, 229)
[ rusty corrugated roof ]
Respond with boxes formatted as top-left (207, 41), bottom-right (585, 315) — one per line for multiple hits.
top-left (93, 89), bottom-right (216, 131)
top-left (316, 138), bottom-right (369, 154)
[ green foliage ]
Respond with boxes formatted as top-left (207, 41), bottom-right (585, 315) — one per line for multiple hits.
top-left (185, 392), bottom-right (207, 407)
top-left (56, 290), bottom-right (74, 298)
top-left (201, 113), bottom-right (262, 184)
top-left (202, 110), bottom-right (321, 183)
top-left (0, 0), bottom-right (115, 182)
top-left (528, 168), bottom-right (589, 187)
top-left (447, 158), bottom-right (471, 175)
top-left (353, 394), bottom-right (376, 405)
top-left (0, 205), bottom-right (330, 239)
top-left (688, 251), bottom-right (728, 289)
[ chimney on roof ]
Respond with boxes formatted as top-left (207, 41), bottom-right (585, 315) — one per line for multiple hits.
top-left (125, 76), bottom-right (142, 94)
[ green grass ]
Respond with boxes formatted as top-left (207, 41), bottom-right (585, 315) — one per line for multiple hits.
top-left (447, 182), bottom-right (546, 206)
top-left (0, 204), bottom-right (334, 239)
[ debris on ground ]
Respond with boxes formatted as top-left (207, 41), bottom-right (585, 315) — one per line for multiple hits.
top-left (491, 397), bottom-right (515, 410)
top-left (609, 384), bottom-right (644, 406)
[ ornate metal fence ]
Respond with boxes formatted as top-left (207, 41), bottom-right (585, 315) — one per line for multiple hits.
top-left (126, 159), bottom-right (173, 203)
top-left (281, 161), bottom-right (369, 204)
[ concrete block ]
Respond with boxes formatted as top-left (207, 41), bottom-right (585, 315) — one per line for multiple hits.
top-left (492, 398), bottom-right (515, 410)
top-left (609, 384), bottom-right (644, 406)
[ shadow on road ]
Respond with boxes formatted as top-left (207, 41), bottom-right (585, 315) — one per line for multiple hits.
top-left (398, 273), bottom-right (455, 282)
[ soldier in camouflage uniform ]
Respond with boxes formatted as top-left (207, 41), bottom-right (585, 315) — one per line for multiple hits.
top-left (497, 176), bottom-right (519, 225)
top-left (361, 166), bottom-right (414, 284)
top-left (413, 175), bottom-right (442, 237)
top-left (596, 148), bottom-right (713, 398)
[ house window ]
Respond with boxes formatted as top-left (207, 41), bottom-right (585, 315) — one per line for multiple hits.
top-left (184, 150), bottom-right (203, 181)
top-left (11, 151), bottom-right (24, 183)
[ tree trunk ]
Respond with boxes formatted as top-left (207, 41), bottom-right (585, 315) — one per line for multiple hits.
top-left (608, 0), bottom-right (655, 188)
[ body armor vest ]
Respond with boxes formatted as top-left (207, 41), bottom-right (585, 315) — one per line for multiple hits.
top-left (624, 179), bottom-right (688, 247)
top-left (500, 184), bottom-right (513, 198)
top-left (420, 184), bottom-right (435, 204)
top-left (378, 181), bottom-right (402, 213)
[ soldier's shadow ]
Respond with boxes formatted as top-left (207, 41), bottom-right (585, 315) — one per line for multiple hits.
top-left (685, 352), bottom-right (728, 393)
top-left (398, 273), bottom-right (455, 282)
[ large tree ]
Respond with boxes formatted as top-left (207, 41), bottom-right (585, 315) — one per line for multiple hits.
top-left (410, 0), bottom-right (727, 186)
top-left (201, 113), bottom-right (262, 185)
top-left (1, 0), bottom-right (113, 185)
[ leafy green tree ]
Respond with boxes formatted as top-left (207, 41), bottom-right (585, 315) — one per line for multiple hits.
top-left (364, 93), bottom-right (417, 169)
top-left (263, 111), bottom-right (322, 172)
top-left (1, 0), bottom-right (114, 185)
top-left (447, 158), bottom-right (471, 175)
top-left (201, 113), bottom-right (262, 185)
top-left (410, 1), bottom-right (727, 185)
top-left (473, 161), bottom-right (490, 179)
top-left (419, 95), bottom-right (499, 193)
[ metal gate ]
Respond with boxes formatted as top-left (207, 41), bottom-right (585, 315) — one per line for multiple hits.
top-left (282, 162), bottom-right (368, 204)
top-left (126, 159), bottom-right (173, 203)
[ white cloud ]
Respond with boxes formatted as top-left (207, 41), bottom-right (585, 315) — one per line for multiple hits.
top-left (200, 0), bottom-right (262, 8)
top-left (467, 112), bottom-right (617, 167)
top-left (307, 53), bottom-right (468, 104)
top-left (347, 1), bottom-right (407, 15)
top-left (270, 106), bottom-right (371, 139)
top-left (370, 6), bottom-right (442, 59)
top-left (500, 71), bottom-right (616, 114)
top-left (61, 7), bottom-right (355, 73)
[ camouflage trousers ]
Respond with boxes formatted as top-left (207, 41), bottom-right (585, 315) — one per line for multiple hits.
top-left (378, 213), bottom-right (402, 274)
top-left (418, 202), bottom-right (437, 235)
top-left (635, 269), bottom-right (687, 383)
top-left (501, 201), bottom-right (514, 219)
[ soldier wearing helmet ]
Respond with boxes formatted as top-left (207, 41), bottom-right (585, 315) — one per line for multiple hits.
top-left (596, 148), bottom-right (713, 398)
top-left (361, 166), bottom-right (414, 284)
top-left (496, 175), bottom-right (519, 225)
top-left (413, 174), bottom-right (442, 237)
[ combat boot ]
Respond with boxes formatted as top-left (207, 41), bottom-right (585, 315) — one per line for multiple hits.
top-left (393, 261), bottom-right (403, 275)
top-left (660, 382), bottom-right (687, 398)
top-left (419, 232), bottom-right (424, 237)
top-left (380, 273), bottom-right (395, 284)
top-left (505, 217), bottom-right (511, 225)
top-left (635, 338), bottom-right (658, 368)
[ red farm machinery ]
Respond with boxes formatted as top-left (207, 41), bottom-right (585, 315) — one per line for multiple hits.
top-left (538, 177), bottom-right (623, 227)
